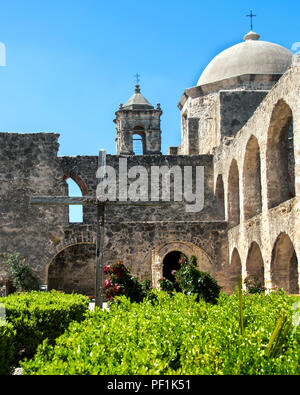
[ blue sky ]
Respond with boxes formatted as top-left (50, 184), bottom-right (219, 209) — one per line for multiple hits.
top-left (0, 0), bottom-right (298, 220)
top-left (0, 0), bottom-right (298, 157)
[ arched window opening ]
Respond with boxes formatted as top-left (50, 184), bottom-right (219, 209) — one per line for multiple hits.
top-left (132, 134), bottom-right (143, 155)
top-left (246, 242), bottom-right (265, 288)
top-left (227, 160), bottom-right (240, 227)
top-left (163, 251), bottom-right (187, 286)
top-left (132, 126), bottom-right (146, 155)
top-left (271, 233), bottom-right (299, 294)
top-left (267, 100), bottom-right (295, 209)
top-left (66, 178), bottom-right (83, 223)
top-left (243, 136), bottom-right (262, 221)
top-left (215, 175), bottom-right (225, 220)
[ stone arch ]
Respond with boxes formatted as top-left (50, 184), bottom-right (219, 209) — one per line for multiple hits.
top-left (46, 242), bottom-right (96, 295)
top-left (243, 135), bottom-right (262, 220)
top-left (215, 174), bottom-right (225, 219)
top-left (271, 233), bottom-right (299, 294)
top-left (151, 241), bottom-right (214, 288)
top-left (63, 171), bottom-right (88, 196)
top-left (227, 159), bottom-right (240, 227)
top-left (228, 248), bottom-right (242, 293)
top-left (266, 99), bottom-right (295, 209)
top-left (246, 241), bottom-right (264, 287)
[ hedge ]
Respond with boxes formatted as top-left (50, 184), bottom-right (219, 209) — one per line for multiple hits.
top-left (0, 322), bottom-right (16, 375)
top-left (21, 291), bottom-right (300, 375)
top-left (0, 290), bottom-right (90, 362)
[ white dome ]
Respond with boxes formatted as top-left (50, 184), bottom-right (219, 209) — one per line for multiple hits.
top-left (197, 31), bottom-right (293, 86)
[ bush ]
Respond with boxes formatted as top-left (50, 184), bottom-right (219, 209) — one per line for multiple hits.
top-left (0, 290), bottom-right (90, 362)
top-left (104, 261), bottom-right (152, 303)
top-left (158, 277), bottom-right (176, 293)
top-left (174, 255), bottom-right (221, 304)
top-left (21, 291), bottom-right (300, 375)
top-left (159, 255), bottom-right (221, 304)
top-left (1, 252), bottom-right (40, 292)
top-left (244, 276), bottom-right (266, 294)
top-left (0, 322), bottom-right (16, 375)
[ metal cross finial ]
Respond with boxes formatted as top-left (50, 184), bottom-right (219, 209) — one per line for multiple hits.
top-left (134, 73), bottom-right (140, 85)
top-left (246, 10), bottom-right (256, 31)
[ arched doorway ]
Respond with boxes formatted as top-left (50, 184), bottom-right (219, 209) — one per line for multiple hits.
top-left (271, 233), bottom-right (299, 294)
top-left (243, 136), bottom-right (262, 220)
top-left (246, 242), bottom-right (264, 287)
top-left (163, 251), bottom-right (186, 283)
top-left (152, 241), bottom-right (214, 289)
top-left (227, 159), bottom-right (240, 227)
top-left (228, 248), bottom-right (242, 293)
top-left (215, 174), bottom-right (225, 220)
top-left (47, 243), bottom-right (96, 295)
top-left (267, 100), bottom-right (295, 209)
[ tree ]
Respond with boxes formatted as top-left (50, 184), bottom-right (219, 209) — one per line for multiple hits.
top-left (1, 252), bottom-right (40, 292)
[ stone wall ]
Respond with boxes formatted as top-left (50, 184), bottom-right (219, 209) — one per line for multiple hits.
top-left (0, 134), bottom-right (229, 293)
top-left (104, 154), bottom-right (219, 222)
top-left (0, 133), bottom-right (67, 283)
top-left (212, 61), bottom-right (300, 293)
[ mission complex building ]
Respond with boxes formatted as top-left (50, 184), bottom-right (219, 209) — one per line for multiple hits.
top-left (0, 30), bottom-right (299, 295)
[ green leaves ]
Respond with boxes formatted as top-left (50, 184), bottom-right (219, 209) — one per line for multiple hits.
top-left (0, 322), bottom-right (16, 375)
top-left (1, 252), bottom-right (40, 292)
top-left (0, 290), bottom-right (90, 364)
top-left (21, 291), bottom-right (300, 375)
top-left (174, 255), bottom-right (221, 304)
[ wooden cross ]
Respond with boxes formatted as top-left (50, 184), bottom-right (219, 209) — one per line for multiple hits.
top-left (30, 150), bottom-right (169, 308)
top-left (246, 10), bottom-right (256, 31)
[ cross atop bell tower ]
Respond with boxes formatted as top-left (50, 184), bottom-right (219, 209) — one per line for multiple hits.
top-left (134, 73), bottom-right (140, 85)
top-left (114, 82), bottom-right (162, 155)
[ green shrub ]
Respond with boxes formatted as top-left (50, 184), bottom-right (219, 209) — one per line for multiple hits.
top-left (174, 255), bottom-right (221, 304)
top-left (0, 322), bottom-right (16, 375)
top-left (244, 275), bottom-right (266, 294)
top-left (104, 261), bottom-right (152, 303)
top-left (158, 277), bottom-right (175, 293)
top-left (21, 291), bottom-right (300, 375)
top-left (0, 290), bottom-right (89, 362)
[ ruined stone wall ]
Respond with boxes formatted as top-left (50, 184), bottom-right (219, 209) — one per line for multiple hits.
top-left (0, 133), bottom-right (67, 283)
top-left (104, 154), bottom-right (219, 222)
top-left (102, 220), bottom-right (229, 292)
top-left (0, 134), bottom-right (228, 293)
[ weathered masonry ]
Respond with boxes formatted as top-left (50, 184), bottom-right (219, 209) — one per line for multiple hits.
top-left (0, 30), bottom-right (299, 295)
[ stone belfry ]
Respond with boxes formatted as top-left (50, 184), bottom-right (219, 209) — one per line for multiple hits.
top-left (114, 84), bottom-right (162, 155)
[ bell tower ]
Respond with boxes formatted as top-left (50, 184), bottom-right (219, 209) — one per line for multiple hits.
top-left (114, 84), bottom-right (162, 155)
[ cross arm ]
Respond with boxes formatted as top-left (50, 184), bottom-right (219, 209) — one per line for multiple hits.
top-left (29, 196), bottom-right (97, 206)
top-left (29, 196), bottom-right (172, 207)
